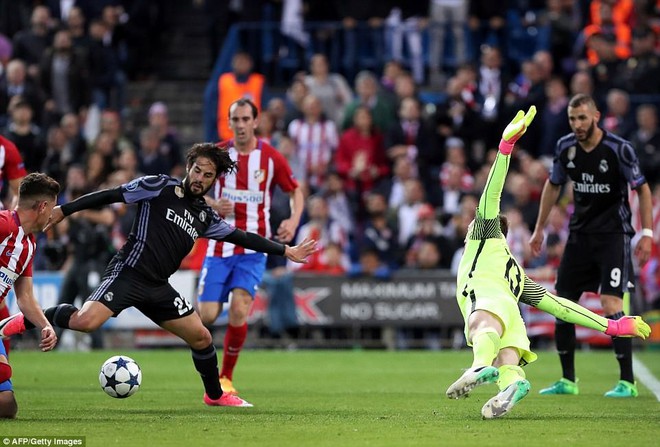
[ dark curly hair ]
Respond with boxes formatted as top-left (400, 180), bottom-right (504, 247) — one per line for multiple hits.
top-left (185, 142), bottom-right (237, 177)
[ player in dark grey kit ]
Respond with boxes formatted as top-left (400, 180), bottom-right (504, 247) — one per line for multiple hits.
top-left (0, 143), bottom-right (316, 407)
top-left (529, 94), bottom-right (653, 398)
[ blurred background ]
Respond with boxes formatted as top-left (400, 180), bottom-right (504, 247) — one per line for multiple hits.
top-left (1, 0), bottom-right (660, 351)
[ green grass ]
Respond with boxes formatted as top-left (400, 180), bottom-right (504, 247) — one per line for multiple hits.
top-left (1, 349), bottom-right (659, 447)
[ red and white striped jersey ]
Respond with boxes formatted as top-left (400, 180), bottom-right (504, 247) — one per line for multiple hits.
top-left (0, 210), bottom-right (35, 303)
top-left (287, 118), bottom-right (338, 189)
top-left (207, 139), bottom-right (299, 257)
top-left (0, 136), bottom-right (28, 208)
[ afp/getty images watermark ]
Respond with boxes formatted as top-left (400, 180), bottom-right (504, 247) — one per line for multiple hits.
top-left (1, 437), bottom-right (85, 447)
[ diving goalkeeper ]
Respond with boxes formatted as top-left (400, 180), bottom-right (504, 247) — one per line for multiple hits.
top-left (446, 106), bottom-right (651, 419)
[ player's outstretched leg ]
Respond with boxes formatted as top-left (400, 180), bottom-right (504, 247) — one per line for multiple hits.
top-left (481, 379), bottom-right (531, 419)
top-left (446, 366), bottom-right (499, 399)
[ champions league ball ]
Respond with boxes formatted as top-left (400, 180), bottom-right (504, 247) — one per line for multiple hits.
top-left (99, 355), bottom-right (142, 398)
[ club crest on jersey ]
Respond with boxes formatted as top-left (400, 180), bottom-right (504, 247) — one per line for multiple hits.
top-left (104, 292), bottom-right (114, 302)
top-left (567, 146), bottom-right (576, 168)
top-left (199, 210), bottom-right (206, 223)
top-left (175, 186), bottom-right (184, 198)
top-left (254, 169), bottom-right (265, 183)
top-left (599, 159), bottom-right (609, 173)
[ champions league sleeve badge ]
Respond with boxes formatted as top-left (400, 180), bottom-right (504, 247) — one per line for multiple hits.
top-left (567, 146), bottom-right (576, 168)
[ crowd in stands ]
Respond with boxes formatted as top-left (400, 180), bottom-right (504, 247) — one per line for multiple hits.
top-left (1, 1), bottom-right (660, 313)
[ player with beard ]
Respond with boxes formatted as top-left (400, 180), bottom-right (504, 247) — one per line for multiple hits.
top-left (529, 94), bottom-right (653, 398)
top-left (0, 143), bottom-right (316, 407)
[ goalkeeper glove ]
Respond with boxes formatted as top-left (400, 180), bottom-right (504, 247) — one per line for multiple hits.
top-left (499, 105), bottom-right (537, 155)
top-left (605, 316), bottom-right (652, 339)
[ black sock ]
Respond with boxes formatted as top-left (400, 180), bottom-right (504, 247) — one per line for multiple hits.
top-left (555, 320), bottom-right (576, 382)
top-left (191, 343), bottom-right (222, 400)
top-left (607, 312), bottom-right (634, 383)
top-left (43, 304), bottom-right (78, 329)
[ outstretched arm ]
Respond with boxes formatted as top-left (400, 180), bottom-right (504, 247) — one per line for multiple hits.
top-left (45, 188), bottom-right (124, 231)
top-left (478, 107), bottom-right (536, 219)
top-left (223, 229), bottom-right (317, 263)
top-left (520, 276), bottom-right (651, 338)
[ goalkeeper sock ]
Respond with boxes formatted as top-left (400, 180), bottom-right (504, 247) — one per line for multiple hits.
top-left (497, 364), bottom-right (526, 391)
top-left (470, 329), bottom-right (501, 368)
top-left (607, 311), bottom-right (634, 383)
top-left (555, 320), bottom-right (576, 382)
top-left (191, 343), bottom-right (222, 400)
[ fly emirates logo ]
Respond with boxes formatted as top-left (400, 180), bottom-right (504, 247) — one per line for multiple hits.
top-left (166, 208), bottom-right (198, 240)
top-left (573, 173), bottom-right (611, 194)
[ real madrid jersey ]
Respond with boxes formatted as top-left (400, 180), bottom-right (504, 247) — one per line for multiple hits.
top-left (208, 139), bottom-right (298, 258)
top-left (550, 130), bottom-right (646, 234)
top-left (116, 175), bottom-right (234, 282)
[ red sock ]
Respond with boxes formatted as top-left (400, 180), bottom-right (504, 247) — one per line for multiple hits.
top-left (220, 323), bottom-right (247, 380)
top-left (0, 305), bottom-right (10, 357)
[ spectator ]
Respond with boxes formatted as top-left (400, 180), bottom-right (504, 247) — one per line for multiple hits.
top-left (428, 0), bottom-right (468, 88)
top-left (147, 101), bottom-right (183, 178)
top-left (283, 77), bottom-right (308, 129)
top-left (288, 94), bottom-right (339, 193)
top-left (341, 70), bottom-right (395, 133)
top-left (0, 59), bottom-right (44, 127)
top-left (41, 125), bottom-right (68, 186)
top-left (587, 33), bottom-right (623, 104)
top-left (65, 6), bottom-right (90, 53)
top-left (303, 53), bottom-right (353, 127)
top-left (99, 109), bottom-right (133, 153)
top-left (539, 76), bottom-right (571, 158)
top-left (335, 106), bottom-right (389, 205)
top-left (615, 26), bottom-right (660, 94)
top-left (631, 104), bottom-right (660, 186)
top-left (137, 126), bottom-right (170, 176)
top-left (384, 4), bottom-right (427, 84)
top-left (88, 19), bottom-right (123, 111)
top-left (289, 195), bottom-right (349, 273)
top-left (214, 51), bottom-right (265, 141)
top-left (357, 191), bottom-right (400, 268)
top-left (2, 98), bottom-right (45, 173)
top-left (322, 170), bottom-right (355, 238)
top-left (116, 147), bottom-right (143, 181)
top-left (467, 0), bottom-right (507, 61)
top-left (379, 155), bottom-right (417, 210)
top-left (602, 89), bottom-right (634, 138)
top-left (39, 29), bottom-right (90, 126)
top-left (12, 5), bottom-right (54, 78)
top-left (59, 113), bottom-right (88, 167)
top-left (476, 45), bottom-right (508, 149)
top-left (404, 203), bottom-right (455, 270)
top-left (396, 178), bottom-right (427, 247)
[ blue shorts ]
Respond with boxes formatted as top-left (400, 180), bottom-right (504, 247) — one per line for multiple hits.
top-left (197, 253), bottom-right (267, 303)
top-left (0, 341), bottom-right (12, 392)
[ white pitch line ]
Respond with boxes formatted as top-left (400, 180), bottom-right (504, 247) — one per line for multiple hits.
top-left (633, 355), bottom-right (660, 402)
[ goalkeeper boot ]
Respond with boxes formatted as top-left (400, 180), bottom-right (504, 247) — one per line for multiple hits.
top-left (481, 379), bottom-right (530, 419)
top-left (539, 378), bottom-right (579, 395)
top-left (604, 380), bottom-right (638, 398)
top-left (204, 392), bottom-right (253, 407)
top-left (446, 366), bottom-right (499, 399)
top-left (220, 376), bottom-right (238, 396)
top-left (0, 313), bottom-right (26, 339)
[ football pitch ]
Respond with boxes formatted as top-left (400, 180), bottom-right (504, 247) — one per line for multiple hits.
top-left (2, 349), bottom-right (659, 447)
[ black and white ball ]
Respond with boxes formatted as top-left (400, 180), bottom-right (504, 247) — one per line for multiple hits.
top-left (99, 355), bottom-right (142, 398)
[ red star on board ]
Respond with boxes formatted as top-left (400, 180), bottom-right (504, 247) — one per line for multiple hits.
top-left (294, 287), bottom-right (331, 324)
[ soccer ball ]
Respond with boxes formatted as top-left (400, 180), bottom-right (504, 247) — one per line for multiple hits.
top-left (99, 355), bottom-right (142, 398)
